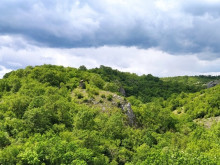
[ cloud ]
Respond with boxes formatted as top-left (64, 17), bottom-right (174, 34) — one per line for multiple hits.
top-left (1, 0), bottom-right (220, 59)
top-left (0, 35), bottom-right (219, 78)
top-left (0, 65), bottom-right (12, 78)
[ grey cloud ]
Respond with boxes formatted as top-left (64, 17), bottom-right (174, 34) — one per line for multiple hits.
top-left (182, 0), bottom-right (220, 17)
top-left (1, 35), bottom-right (220, 78)
top-left (1, 0), bottom-right (220, 59)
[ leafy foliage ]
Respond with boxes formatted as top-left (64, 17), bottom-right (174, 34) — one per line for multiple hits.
top-left (90, 65), bottom-right (201, 102)
top-left (0, 64), bottom-right (219, 164)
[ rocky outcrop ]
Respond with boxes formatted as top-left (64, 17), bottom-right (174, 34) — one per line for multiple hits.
top-left (194, 116), bottom-right (220, 129)
top-left (119, 86), bottom-right (126, 96)
top-left (112, 94), bottom-right (136, 126)
top-left (121, 102), bottom-right (136, 126)
top-left (207, 80), bottom-right (220, 88)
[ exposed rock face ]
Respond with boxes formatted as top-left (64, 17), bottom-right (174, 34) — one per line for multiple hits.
top-left (121, 102), bottom-right (136, 126)
top-left (207, 80), bottom-right (220, 88)
top-left (112, 94), bottom-right (136, 126)
top-left (119, 86), bottom-right (126, 96)
top-left (79, 80), bottom-right (86, 89)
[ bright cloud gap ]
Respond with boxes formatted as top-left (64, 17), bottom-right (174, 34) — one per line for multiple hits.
top-left (0, 35), bottom-right (220, 78)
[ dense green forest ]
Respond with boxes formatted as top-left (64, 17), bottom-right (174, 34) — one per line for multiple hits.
top-left (0, 65), bottom-right (219, 165)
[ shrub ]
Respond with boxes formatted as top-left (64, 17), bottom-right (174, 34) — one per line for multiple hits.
top-left (83, 97), bottom-right (89, 103)
top-left (107, 94), bottom-right (113, 101)
top-left (103, 82), bottom-right (118, 92)
top-left (101, 94), bottom-right (106, 98)
top-left (86, 85), bottom-right (99, 96)
top-left (76, 93), bottom-right (84, 99)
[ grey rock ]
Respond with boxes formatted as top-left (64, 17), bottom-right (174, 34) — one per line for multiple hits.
top-left (119, 86), bottom-right (126, 96)
top-left (121, 102), bottom-right (136, 126)
top-left (207, 80), bottom-right (220, 88)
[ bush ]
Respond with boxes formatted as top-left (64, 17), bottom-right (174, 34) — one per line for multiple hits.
top-left (107, 94), bottom-right (113, 101)
top-left (101, 94), bottom-right (106, 98)
top-left (117, 101), bottom-right (121, 108)
top-left (76, 93), bottom-right (84, 99)
top-left (103, 82), bottom-right (118, 92)
top-left (90, 74), bottom-right (105, 89)
top-left (86, 85), bottom-right (99, 96)
top-left (0, 131), bottom-right (10, 148)
top-left (83, 97), bottom-right (89, 103)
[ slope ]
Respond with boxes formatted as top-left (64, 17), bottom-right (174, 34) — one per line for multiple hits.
top-left (0, 65), bottom-right (219, 165)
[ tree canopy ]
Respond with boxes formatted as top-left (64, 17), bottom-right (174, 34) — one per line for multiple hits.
top-left (0, 65), bottom-right (219, 164)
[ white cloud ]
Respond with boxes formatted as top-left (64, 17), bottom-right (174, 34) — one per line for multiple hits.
top-left (0, 66), bottom-right (12, 78)
top-left (0, 35), bottom-right (219, 78)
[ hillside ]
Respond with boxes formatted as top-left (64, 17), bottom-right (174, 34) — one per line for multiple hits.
top-left (0, 65), bottom-right (219, 165)
top-left (90, 66), bottom-right (202, 103)
top-left (162, 75), bottom-right (220, 87)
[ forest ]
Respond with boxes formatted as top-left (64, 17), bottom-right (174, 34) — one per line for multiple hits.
top-left (0, 64), bottom-right (219, 165)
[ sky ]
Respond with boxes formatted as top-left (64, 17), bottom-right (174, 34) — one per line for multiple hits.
top-left (0, 0), bottom-right (220, 77)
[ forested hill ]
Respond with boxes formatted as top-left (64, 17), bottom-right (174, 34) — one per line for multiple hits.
top-left (2, 65), bottom-right (202, 103)
top-left (90, 65), bottom-right (203, 102)
top-left (0, 64), bottom-right (220, 164)
top-left (162, 75), bottom-right (220, 87)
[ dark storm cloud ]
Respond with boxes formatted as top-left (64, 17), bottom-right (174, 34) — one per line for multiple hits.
top-left (1, 0), bottom-right (220, 59)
